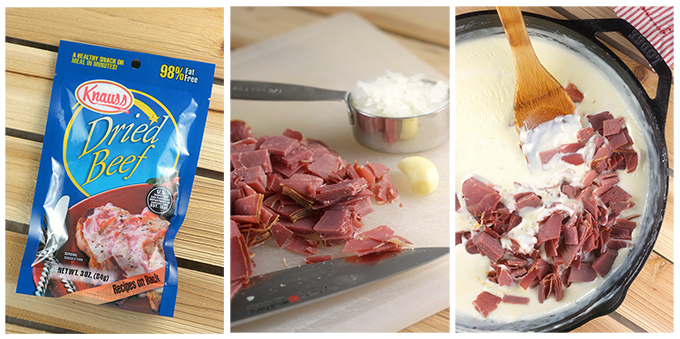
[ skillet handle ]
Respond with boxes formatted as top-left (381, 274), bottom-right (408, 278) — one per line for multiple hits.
top-left (560, 18), bottom-right (672, 132)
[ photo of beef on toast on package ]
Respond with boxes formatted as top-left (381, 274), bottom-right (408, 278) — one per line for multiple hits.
top-left (15, 40), bottom-right (215, 317)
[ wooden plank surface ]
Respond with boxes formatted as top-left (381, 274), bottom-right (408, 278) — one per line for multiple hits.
top-left (230, 6), bottom-right (450, 332)
top-left (5, 7), bottom-right (224, 79)
top-left (5, 7), bottom-right (225, 333)
top-left (455, 6), bottom-right (674, 333)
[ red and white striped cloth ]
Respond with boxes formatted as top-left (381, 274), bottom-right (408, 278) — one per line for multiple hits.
top-left (613, 6), bottom-right (674, 68)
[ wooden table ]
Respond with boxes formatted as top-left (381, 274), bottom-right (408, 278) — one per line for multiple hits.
top-left (230, 7), bottom-right (450, 333)
top-left (456, 7), bottom-right (674, 333)
top-left (5, 8), bottom-right (224, 333)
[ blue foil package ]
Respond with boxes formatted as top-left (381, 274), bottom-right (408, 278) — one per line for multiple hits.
top-left (16, 40), bottom-right (215, 317)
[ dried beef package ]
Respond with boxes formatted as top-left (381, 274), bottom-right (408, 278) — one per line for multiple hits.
top-left (16, 40), bottom-right (215, 317)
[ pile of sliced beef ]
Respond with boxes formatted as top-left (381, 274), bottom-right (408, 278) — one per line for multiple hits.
top-left (456, 84), bottom-right (642, 318)
top-left (231, 120), bottom-right (409, 299)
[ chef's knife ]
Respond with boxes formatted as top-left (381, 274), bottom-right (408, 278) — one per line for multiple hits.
top-left (231, 247), bottom-right (449, 326)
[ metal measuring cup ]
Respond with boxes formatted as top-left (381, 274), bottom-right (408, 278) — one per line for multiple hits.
top-left (230, 80), bottom-right (449, 153)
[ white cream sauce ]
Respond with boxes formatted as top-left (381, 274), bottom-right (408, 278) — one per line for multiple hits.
top-left (455, 34), bottom-right (649, 322)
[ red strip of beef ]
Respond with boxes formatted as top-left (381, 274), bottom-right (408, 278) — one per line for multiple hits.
top-left (461, 177), bottom-right (501, 218)
top-left (330, 192), bottom-right (374, 217)
top-left (560, 142), bottom-right (584, 153)
top-left (313, 209), bottom-right (352, 236)
top-left (596, 185), bottom-right (632, 205)
top-left (581, 170), bottom-right (599, 187)
top-left (232, 193), bottom-right (264, 224)
top-left (343, 225), bottom-right (412, 256)
top-left (320, 231), bottom-right (357, 247)
top-left (565, 83), bottom-right (584, 103)
top-left (623, 149), bottom-right (639, 173)
top-left (560, 181), bottom-right (582, 199)
top-left (314, 178), bottom-right (369, 208)
top-left (366, 162), bottom-right (390, 177)
top-left (259, 134), bottom-right (300, 157)
top-left (279, 145), bottom-right (314, 166)
top-left (266, 172), bottom-right (284, 193)
top-left (472, 291), bottom-right (502, 318)
top-left (374, 174), bottom-right (399, 204)
top-left (282, 173), bottom-right (324, 201)
top-left (536, 212), bottom-right (562, 245)
top-left (455, 231), bottom-right (469, 246)
top-left (306, 142), bottom-right (334, 160)
top-left (519, 258), bottom-right (549, 290)
top-left (232, 166), bottom-right (267, 194)
top-left (307, 153), bottom-right (343, 182)
top-left (538, 273), bottom-right (563, 303)
top-left (592, 142), bottom-right (613, 164)
top-left (259, 206), bottom-right (278, 226)
top-left (343, 236), bottom-right (381, 253)
top-left (607, 128), bottom-right (633, 150)
top-left (282, 128), bottom-right (306, 143)
top-left (231, 149), bottom-right (272, 174)
top-left (563, 218), bottom-right (579, 245)
top-left (561, 153), bottom-right (585, 165)
top-left (587, 111), bottom-right (614, 134)
top-left (355, 164), bottom-right (376, 188)
top-left (576, 127), bottom-right (594, 144)
top-left (600, 172), bottom-right (620, 186)
top-left (472, 231), bottom-right (503, 262)
top-left (277, 214), bottom-right (319, 235)
top-left (284, 235), bottom-right (319, 256)
top-left (264, 193), bottom-right (314, 222)
top-left (231, 120), bottom-right (254, 142)
top-left (602, 117), bottom-right (625, 137)
top-left (502, 294), bottom-right (530, 305)
top-left (592, 248), bottom-right (619, 277)
top-left (568, 262), bottom-right (597, 282)
top-left (272, 159), bottom-right (306, 178)
top-left (607, 239), bottom-right (631, 250)
top-left (230, 220), bottom-right (253, 282)
top-left (544, 238), bottom-right (559, 258)
top-left (539, 148), bottom-right (559, 165)
top-left (271, 222), bottom-right (294, 247)
top-left (513, 192), bottom-right (542, 209)
top-left (360, 225), bottom-right (413, 246)
top-left (305, 255), bottom-right (332, 264)
top-left (231, 137), bottom-right (258, 154)
top-left (497, 267), bottom-right (514, 287)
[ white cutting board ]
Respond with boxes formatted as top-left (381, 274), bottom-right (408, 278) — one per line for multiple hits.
top-left (230, 12), bottom-right (450, 332)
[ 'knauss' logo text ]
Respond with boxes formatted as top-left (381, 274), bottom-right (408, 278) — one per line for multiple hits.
top-left (76, 80), bottom-right (134, 114)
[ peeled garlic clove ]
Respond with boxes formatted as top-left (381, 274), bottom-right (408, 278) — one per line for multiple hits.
top-left (397, 156), bottom-right (439, 194)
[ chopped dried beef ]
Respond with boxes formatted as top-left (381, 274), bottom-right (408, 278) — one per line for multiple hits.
top-left (230, 121), bottom-right (407, 299)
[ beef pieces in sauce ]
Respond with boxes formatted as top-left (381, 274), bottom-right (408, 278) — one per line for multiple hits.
top-left (456, 85), bottom-right (641, 318)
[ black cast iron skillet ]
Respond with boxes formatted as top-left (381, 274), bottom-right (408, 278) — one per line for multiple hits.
top-left (456, 10), bottom-right (671, 332)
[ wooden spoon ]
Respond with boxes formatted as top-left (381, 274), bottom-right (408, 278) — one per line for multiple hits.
top-left (497, 7), bottom-right (575, 131)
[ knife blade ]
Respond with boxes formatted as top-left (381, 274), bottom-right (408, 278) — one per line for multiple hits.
top-left (231, 246), bottom-right (449, 326)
